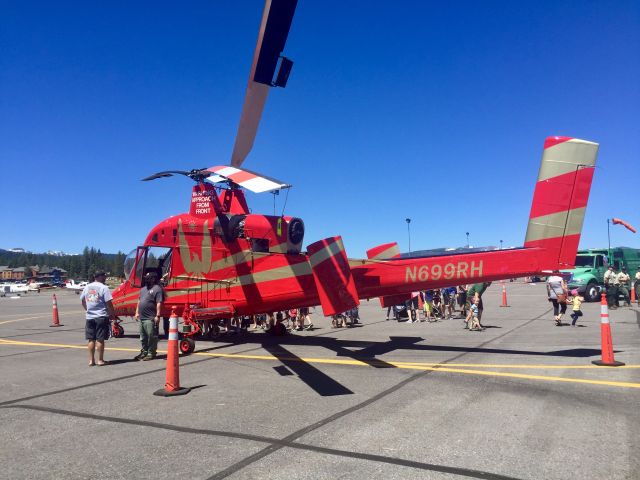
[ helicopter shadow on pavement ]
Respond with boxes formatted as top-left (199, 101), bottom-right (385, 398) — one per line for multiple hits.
top-left (208, 331), bottom-right (611, 362)
top-left (262, 342), bottom-right (354, 396)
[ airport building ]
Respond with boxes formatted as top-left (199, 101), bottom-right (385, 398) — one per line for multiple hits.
top-left (0, 266), bottom-right (27, 281)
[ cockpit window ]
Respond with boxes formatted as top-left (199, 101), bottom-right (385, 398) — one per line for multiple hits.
top-left (124, 249), bottom-right (141, 281)
top-left (124, 246), bottom-right (173, 286)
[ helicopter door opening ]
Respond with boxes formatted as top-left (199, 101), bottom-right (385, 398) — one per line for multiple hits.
top-left (124, 247), bottom-right (173, 288)
top-left (145, 247), bottom-right (173, 286)
top-left (124, 247), bottom-right (147, 288)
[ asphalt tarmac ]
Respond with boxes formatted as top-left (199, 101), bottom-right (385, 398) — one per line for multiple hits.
top-left (0, 282), bottom-right (638, 480)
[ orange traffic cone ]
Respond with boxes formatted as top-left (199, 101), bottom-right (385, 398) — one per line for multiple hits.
top-left (50, 294), bottom-right (64, 327)
top-left (631, 285), bottom-right (636, 304)
top-left (592, 293), bottom-right (625, 366)
top-left (499, 282), bottom-right (510, 307)
top-left (154, 307), bottom-right (190, 396)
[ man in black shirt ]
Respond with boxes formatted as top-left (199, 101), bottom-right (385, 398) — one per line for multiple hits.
top-left (134, 272), bottom-right (164, 360)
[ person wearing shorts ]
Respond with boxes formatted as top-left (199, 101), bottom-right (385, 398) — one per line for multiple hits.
top-left (423, 290), bottom-right (434, 322)
top-left (465, 282), bottom-right (491, 328)
top-left (81, 270), bottom-right (116, 366)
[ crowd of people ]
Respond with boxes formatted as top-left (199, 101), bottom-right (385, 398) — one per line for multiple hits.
top-left (386, 282), bottom-right (492, 331)
top-left (198, 307), bottom-right (318, 338)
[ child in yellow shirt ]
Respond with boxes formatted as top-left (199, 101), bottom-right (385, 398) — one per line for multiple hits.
top-left (569, 289), bottom-right (584, 326)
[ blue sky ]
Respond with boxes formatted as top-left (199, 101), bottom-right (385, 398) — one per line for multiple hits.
top-left (1, 0), bottom-right (639, 256)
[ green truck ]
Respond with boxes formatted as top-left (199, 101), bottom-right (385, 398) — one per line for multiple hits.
top-left (564, 247), bottom-right (640, 301)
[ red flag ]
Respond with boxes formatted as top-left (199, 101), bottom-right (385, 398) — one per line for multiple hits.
top-left (612, 218), bottom-right (637, 233)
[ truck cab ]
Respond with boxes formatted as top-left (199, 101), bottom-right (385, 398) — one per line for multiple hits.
top-left (565, 248), bottom-right (640, 301)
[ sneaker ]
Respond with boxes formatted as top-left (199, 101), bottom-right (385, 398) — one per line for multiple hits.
top-left (134, 353), bottom-right (147, 361)
top-left (143, 354), bottom-right (156, 361)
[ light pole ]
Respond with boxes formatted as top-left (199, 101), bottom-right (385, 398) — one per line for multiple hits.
top-left (500, 239), bottom-right (503, 250)
top-left (406, 218), bottom-right (412, 253)
top-left (607, 218), bottom-right (611, 260)
top-left (466, 232), bottom-right (470, 248)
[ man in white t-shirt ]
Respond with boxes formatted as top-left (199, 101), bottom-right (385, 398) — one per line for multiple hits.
top-left (80, 270), bottom-right (116, 366)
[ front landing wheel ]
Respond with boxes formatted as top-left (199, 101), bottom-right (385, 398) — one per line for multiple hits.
top-left (179, 337), bottom-right (195, 355)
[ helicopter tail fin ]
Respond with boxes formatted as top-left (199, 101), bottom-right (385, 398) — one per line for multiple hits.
top-left (524, 137), bottom-right (599, 269)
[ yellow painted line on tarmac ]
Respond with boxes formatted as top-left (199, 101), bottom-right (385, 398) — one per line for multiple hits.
top-left (394, 362), bottom-right (640, 370)
top-left (1, 338), bottom-right (639, 389)
top-left (415, 367), bottom-right (640, 389)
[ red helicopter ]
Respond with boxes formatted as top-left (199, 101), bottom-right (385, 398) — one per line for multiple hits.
top-left (111, 0), bottom-right (599, 354)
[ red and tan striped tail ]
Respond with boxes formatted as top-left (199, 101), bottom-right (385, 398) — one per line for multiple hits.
top-left (524, 136), bottom-right (599, 269)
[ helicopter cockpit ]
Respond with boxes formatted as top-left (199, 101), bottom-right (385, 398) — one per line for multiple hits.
top-left (124, 246), bottom-right (173, 287)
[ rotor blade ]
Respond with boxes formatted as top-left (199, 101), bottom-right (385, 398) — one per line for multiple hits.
top-left (141, 170), bottom-right (191, 181)
top-left (203, 165), bottom-right (290, 193)
top-left (230, 0), bottom-right (298, 167)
